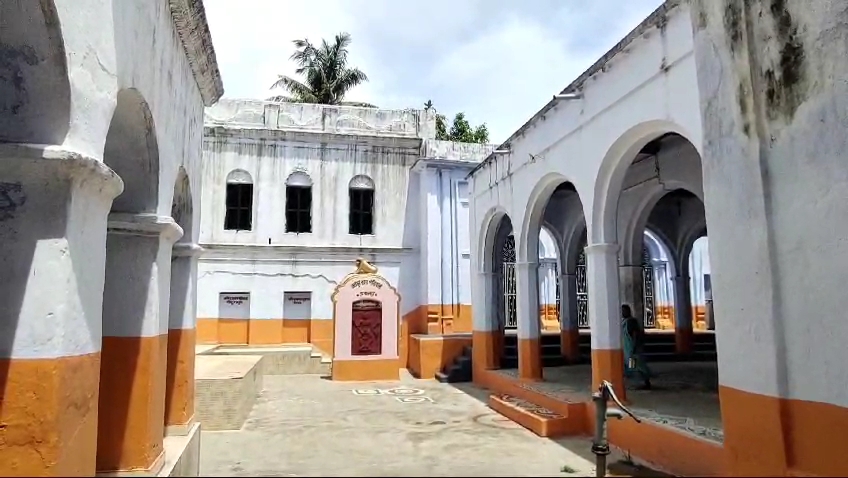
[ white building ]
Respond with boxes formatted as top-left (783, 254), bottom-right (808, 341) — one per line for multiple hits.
top-left (195, 99), bottom-right (495, 361)
top-left (466, 0), bottom-right (848, 476)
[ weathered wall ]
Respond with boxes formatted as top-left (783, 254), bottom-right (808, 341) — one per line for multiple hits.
top-left (197, 100), bottom-right (435, 347)
top-left (691, 0), bottom-right (848, 475)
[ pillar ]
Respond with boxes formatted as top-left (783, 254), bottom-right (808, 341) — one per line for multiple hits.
top-left (586, 243), bottom-right (625, 399)
top-left (515, 261), bottom-right (543, 380)
top-left (618, 265), bottom-right (644, 326)
top-left (0, 145), bottom-right (121, 476)
top-left (165, 243), bottom-right (202, 435)
top-left (559, 273), bottom-right (580, 362)
top-left (471, 271), bottom-right (501, 371)
top-left (97, 213), bottom-right (182, 474)
top-left (673, 275), bottom-right (693, 354)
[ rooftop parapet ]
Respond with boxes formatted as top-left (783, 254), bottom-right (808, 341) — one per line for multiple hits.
top-left (205, 98), bottom-right (436, 140)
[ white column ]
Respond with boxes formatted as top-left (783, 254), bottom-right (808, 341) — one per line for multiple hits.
top-left (472, 271), bottom-right (496, 332)
top-left (673, 275), bottom-right (693, 330)
top-left (515, 261), bottom-right (542, 379)
top-left (586, 243), bottom-right (626, 395)
top-left (515, 261), bottom-right (540, 340)
top-left (586, 244), bottom-right (621, 350)
top-left (560, 274), bottom-right (578, 331)
top-left (0, 145), bottom-right (121, 476)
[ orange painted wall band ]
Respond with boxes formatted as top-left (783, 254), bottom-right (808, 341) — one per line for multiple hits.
top-left (164, 328), bottom-right (196, 428)
top-left (560, 328), bottom-right (581, 362)
top-left (590, 348), bottom-right (625, 402)
top-left (517, 337), bottom-right (543, 381)
top-left (97, 335), bottom-right (167, 473)
top-left (0, 353), bottom-right (101, 477)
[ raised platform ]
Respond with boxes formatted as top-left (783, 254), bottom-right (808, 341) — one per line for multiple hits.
top-left (207, 344), bottom-right (331, 375)
top-left (158, 422), bottom-right (201, 477)
top-left (475, 363), bottom-right (727, 476)
top-left (195, 354), bottom-right (264, 430)
top-left (488, 394), bottom-right (576, 437)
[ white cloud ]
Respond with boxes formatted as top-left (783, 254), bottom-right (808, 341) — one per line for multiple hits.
top-left (203, 0), bottom-right (663, 143)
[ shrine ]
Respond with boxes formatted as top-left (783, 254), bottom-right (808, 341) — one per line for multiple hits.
top-left (330, 259), bottom-right (401, 381)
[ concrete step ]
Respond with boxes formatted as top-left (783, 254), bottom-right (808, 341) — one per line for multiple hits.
top-left (488, 394), bottom-right (573, 437)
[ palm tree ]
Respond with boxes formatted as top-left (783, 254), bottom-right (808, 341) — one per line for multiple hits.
top-left (269, 33), bottom-right (375, 107)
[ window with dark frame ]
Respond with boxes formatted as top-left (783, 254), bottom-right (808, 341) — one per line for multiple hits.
top-left (285, 185), bottom-right (312, 233)
top-left (349, 187), bottom-right (374, 235)
top-left (224, 182), bottom-right (253, 231)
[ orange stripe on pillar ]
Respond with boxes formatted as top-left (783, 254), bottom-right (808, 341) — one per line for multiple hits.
top-left (97, 335), bottom-right (167, 473)
top-left (164, 328), bottom-right (196, 431)
top-left (518, 337), bottom-right (543, 381)
top-left (560, 328), bottom-right (580, 362)
top-left (0, 354), bottom-right (101, 476)
top-left (591, 348), bottom-right (625, 401)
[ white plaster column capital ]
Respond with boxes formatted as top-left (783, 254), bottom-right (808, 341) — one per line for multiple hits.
top-left (107, 213), bottom-right (184, 244)
top-left (172, 243), bottom-right (205, 258)
top-left (0, 143), bottom-right (124, 201)
top-left (514, 261), bottom-right (539, 270)
top-left (584, 242), bottom-right (619, 255)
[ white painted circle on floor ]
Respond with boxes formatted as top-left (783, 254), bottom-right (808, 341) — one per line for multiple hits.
top-left (384, 387), bottom-right (425, 396)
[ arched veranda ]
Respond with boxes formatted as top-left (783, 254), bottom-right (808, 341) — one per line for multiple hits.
top-left (98, 88), bottom-right (182, 473)
top-left (592, 126), bottom-right (723, 445)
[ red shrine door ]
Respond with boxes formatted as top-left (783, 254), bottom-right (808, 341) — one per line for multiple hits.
top-left (351, 300), bottom-right (382, 356)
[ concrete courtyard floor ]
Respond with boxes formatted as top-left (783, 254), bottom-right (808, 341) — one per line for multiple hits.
top-left (200, 374), bottom-right (668, 477)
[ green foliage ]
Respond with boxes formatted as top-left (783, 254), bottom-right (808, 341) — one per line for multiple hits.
top-left (424, 100), bottom-right (489, 144)
top-left (270, 32), bottom-right (372, 106)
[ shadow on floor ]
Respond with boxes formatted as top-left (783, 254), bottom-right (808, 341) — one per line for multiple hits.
top-left (450, 382), bottom-right (674, 477)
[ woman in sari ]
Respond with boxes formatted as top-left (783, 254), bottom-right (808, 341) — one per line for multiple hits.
top-left (621, 304), bottom-right (652, 390)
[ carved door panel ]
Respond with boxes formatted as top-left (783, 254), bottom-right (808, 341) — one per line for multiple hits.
top-left (351, 300), bottom-right (382, 356)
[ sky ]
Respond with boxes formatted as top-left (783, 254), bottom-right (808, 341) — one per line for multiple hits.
top-left (203, 0), bottom-right (664, 144)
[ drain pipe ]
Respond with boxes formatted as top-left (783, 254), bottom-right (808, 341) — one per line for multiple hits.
top-left (592, 380), bottom-right (641, 478)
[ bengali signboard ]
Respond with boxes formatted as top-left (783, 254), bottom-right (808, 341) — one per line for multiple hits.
top-left (283, 292), bottom-right (312, 320)
top-left (219, 292), bottom-right (250, 319)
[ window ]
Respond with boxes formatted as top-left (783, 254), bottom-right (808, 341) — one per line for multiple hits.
top-left (224, 170), bottom-right (253, 231)
top-left (348, 175), bottom-right (375, 235)
top-left (285, 171), bottom-right (312, 233)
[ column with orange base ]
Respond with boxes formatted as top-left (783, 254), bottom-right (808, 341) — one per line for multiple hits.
top-left (165, 243), bottom-right (203, 436)
top-left (585, 243), bottom-right (626, 400)
top-left (97, 214), bottom-right (182, 475)
top-left (515, 261), bottom-right (543, 381)
top-left (559, 273), bottom-right (581, 362)
top-left (0, 148), bottom-right (120, 476)
top-left (672, 275), bottom-right (693, 354)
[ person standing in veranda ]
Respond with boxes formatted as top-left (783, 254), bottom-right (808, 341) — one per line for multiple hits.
top-left (621, 304), bottom-right (652, 390)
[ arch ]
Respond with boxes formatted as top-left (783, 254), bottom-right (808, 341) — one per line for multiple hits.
top-left (286, 170), bottom-right (313, 187)
top-left (477, 205), bottom-right (510, 274)
top-left (103, 88), bottom-right (160, 214)
top-left (519, 172), bottom-right (582, 263)
top-left (349, 174), bottom-right (374, 190)
top-left (644, 228), bottom-right (677, 276)
top-left (0, 0), bottom-right (71, 145)
top-left (171, 166), bottom-right (193, 242)
top-left (592, 120), bottom-right (699, 244)
top-left (538, 225), bottom-right (558, 260)
top-left (226, 169), bottom-right (252, 184)
top-left (620, 182), bottom-right (700, 265)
